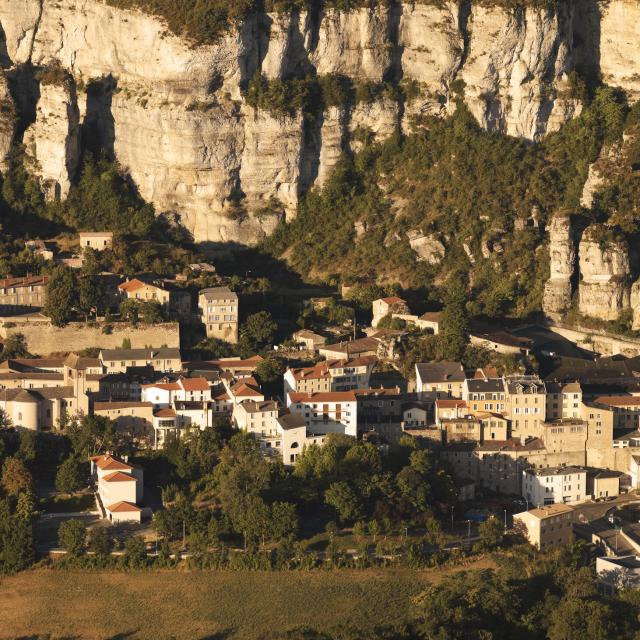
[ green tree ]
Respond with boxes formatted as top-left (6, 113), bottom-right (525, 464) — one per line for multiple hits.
top-left (270, 501), bottom-right (298, 541)
top-left (478, 516), bottom-right (504, 549)
top-left (415, 569), bottom-right (520, 639)
top-left (141, 301), bottom-right (164, 324)
top-left (15, 490), bottom-right (37, 521)
top-left (439, 278), bottom-right (469, 361)
top-left (66, 415), bottom-right (117, 457)
top-left (0, 509), bottom-right (35, 574)
top-left (1, 332), bottom-right (30, 359)
top-left (240, 311), bottom-right (277, 352)
top-left (55, 456), bottom-right (84, 494)
top-left (324, 481), bottom-right (362, 523)
top-left (43, 265), bottom-right (78, 327)
top-left (255, 357), bottom-right (286, 385)
top-left (1, 456), bottom-right (33, 496)
top-left (58, 519), bottom-right (86, 556)
top-left (123, 535), bottom-right (147, 568)
top-left (87, 527), bottom-right (111, 556)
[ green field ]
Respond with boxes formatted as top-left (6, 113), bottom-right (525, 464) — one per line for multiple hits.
top-left (0, 561), bottom-right (493, 639)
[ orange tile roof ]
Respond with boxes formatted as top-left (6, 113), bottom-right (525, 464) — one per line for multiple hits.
top-left (381, 296), bottom-right (404, 304)
top-left (118, 278), bottom-right (147, 293)
top-left (102, 471), bottom-right (136, 482)
top-left (92, 455), bottom-right (133, 471)
top-left (179, 377), bottom-right (210, 392)
top-left (154, 408), bottom-right (177, 418)
top-left (106, 501), bottom-right (141, 513)
top-left (436, 399), bottom-right (468, 408)
top-left (141, 382), bottom-right (180, 391)
top-left (230, 381), bottom-right (263, 397)
top-left (213, 391), bottom-right (230, 401)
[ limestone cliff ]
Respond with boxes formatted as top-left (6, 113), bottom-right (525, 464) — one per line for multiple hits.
top-left (543, 214), bottom-right (576, 317)
top-left (0, 0), bottom-right (638, 245)
top-left (23, 79), bottom-right (81, 200)
top-left (578, 225), bottom-right (631, 321)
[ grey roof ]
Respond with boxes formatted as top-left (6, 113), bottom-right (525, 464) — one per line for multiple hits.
top-left (100, 348), bottom-right (181, 361)
top-left (200, 287), bottom-right (238, 302)
top-left (278, 413), bottom-right (307, 430)
top-left (415, 362), bottom-right (465, 383)
top-left (0, 386), bottom-right (75, 402)
top-left (525, 465), bottom-right (584, 477)
top-left (506, 379), bottom-right (546, 394)
top-left (466, 379), bottom-right (505, 393)
top-left (241, 400), bottom-right (279, 413)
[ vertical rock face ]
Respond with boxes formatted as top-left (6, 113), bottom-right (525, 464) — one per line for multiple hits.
top-left (239, 107), bottom-right (304, 217)
top-left (0, 71), bottom-right (16, 168)
top-left (578, 225), bottom-right (631, 321)
top-left (311, 6), bottom-right (392, 80)
top-left (543, 214), bottom-right (577, 316)
top-left (460, 3), bottom-right (580, 140)
top-left (23, 80), bottom-right (80, 199)
top-left (0, 0), bottom-right (637, 245)
top-left (316, 105), bottom-right (348, 188)
top-left (599, 0), bottom-right (640, 100)
top-left (631, 281), bottom-right (640, 331)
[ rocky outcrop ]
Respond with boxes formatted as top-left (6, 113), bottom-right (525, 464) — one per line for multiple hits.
top-left (460, 3), bottom-right (581, 140)
top-left (578, 225), bottom-right (631, 321)
top-left (543, 214), bottom-right (577, 316)
top-left (0, 0), bottom-right (638, 245)
top-left (599, 1), bottom-right (640, 100)
top-left (23, 80), bottom-right (80, 199)
top-left (631, 280), bottom-right (640, 331)
top-left (407, 230), bottom-right (445, 265)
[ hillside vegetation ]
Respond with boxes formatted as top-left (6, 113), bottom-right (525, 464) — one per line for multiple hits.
top-left (263, 87), bottom-right (640, 320)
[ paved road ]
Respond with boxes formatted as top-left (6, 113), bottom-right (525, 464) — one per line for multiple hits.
top-left (573, 492), bottom-right (640, 524)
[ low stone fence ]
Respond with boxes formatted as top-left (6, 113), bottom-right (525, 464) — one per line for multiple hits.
top-left (548, 323), bottom-right (640, 357)
top-left (0, 319), bottom-right (180, 354)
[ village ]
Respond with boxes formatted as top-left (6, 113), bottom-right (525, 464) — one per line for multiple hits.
top-left (3, 233), bottom-right (640, 593)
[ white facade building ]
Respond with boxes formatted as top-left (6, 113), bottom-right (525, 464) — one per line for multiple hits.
top-left (522, 466), bottom-right (587, 507)
top-left (287, 391), bottom-right (358, 437)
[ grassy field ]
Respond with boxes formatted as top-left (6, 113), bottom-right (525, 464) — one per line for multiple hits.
top-left (0, 560), bottom-right (494, 640)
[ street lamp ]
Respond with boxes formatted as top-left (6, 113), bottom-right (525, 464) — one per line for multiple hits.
top-left (504, 509), bottom-right (507, 533)
top-left (451, 505), bottom-right (455, 531)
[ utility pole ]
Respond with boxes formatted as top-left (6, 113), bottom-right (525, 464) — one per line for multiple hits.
top-left (504, 509), bottom-right (507, 533)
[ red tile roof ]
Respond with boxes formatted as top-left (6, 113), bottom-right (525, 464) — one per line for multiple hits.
top-left (92, 455), bottom-right (133, 471)
top-left (106, 501), bottom-right (141, 513)
top-left (102, 471), bottom-right (136, 482)
top-left (436, 399), bottom-right (467, 408)
top-left (141, 382), bottom-right (180, 391)
top-left (179, 377), bottom-right (210, 392)
top-left (154, 408), bottom-right (177, 418)
top-left (380, 296), bottom-right (404, 304)
top-left (594, 396), bottom-right (640, 406)
top-left (118, 278), bottom-right (147, 293)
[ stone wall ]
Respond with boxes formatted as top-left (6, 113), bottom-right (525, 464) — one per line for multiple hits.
top-left (0, 320), bottom-right (180, 355)
top-left (547, 323), bottom-right (640, 358)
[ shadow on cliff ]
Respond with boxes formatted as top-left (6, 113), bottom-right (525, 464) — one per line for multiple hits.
top-left (197, 240), bottom-right (332, 295)
top-left (0, 23), bottom-right (10, 68)
top-left (572, 0), bottom-right (602, 91)
top-left (82, 75), bottom-right (116, 159)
